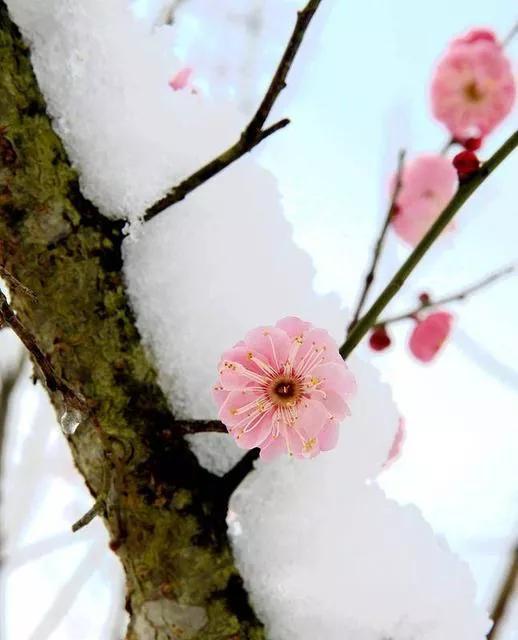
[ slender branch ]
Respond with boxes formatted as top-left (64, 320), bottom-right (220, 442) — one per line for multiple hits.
top-left (348, 150), bottom-right (405, 333)
top-left (340, 129), bottom-right (518, 359)
top-left (174, 419), bottom-right (227, 434)
top-left (376, 263), bottom-right (516, 326)
top-left (144, 0), bottom-right (323, 222)
top-left (488, 546), bottom-right (518, 639)
top-left (0, 288), bottom-right (88, 414)
top-left (502, 20), bottom-right (518, 48)
top-left (71, 498), bottom-right (106, 533)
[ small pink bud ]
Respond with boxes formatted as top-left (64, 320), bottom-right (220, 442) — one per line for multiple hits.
top-left (409, 311), bottom-right (453, 363)
top-left (169, 67), bottom-right (193, 91)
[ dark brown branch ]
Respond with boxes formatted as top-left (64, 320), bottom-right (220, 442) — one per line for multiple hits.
top-left (376, 263), bottom-right (516, 326)
top-left (0, 288), bottom-right (88, 414)
top-left (221, 449), bottom-right (260, 499)
top-left (144, 0), bottom-right (323, 222)
top-left (488, 546), bottom-right (518, 639)
top-left (174, 419), bottom-right (227, 434)
top-left (348, 150), bottom-right (405, 333)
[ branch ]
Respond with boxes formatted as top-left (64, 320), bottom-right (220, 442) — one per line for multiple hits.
top-left (144, 0), bottom-right (323, 222)
top-left (339, 129), bottom-right (518, 359)
top-left (221, 449), bottom-right (260, 500)
top-left (0, 288), bottom-right (89, 415)
top-left (488, 546), bottom-right (518, 639)
top-left (348, 150), bottom-right (406, 332)
top-left (174, 419), bottom-right (227, 434)
top-left (502, 20), bottom-right (518, 48)
top-left (376, 263), bottom-right (516, 326)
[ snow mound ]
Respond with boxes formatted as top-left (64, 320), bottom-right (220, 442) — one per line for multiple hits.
top-left (230, 465), bottom-right (491, 640)
top-left (7, 0), bottom-right (245, 220)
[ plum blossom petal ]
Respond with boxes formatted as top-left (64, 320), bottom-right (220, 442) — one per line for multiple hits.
top-left (383, 418), bottom-right (406, 469)
top-left (259, 435), bottom-right (287, 461)
top-left (169, 66), bottom-right (193, 91)
top-left (318, 420), bottom-right (339, 451)
top-left (213, 317), bottom-right (356, 459)
top-left (409, 311), bottom-right (454, 363)
top-left (275, 316), bottom-right (312, 338)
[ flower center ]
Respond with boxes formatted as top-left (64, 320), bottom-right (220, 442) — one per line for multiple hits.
top-left (269, 376), bottom-right (302, 406)
top-left (463, 81), bottom-right (484, 103)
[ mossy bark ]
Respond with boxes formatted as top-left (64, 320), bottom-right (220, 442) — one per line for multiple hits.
top-left (0, 5), bottom-right (264, 639)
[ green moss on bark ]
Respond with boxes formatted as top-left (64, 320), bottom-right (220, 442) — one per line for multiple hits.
top-left (0, 4), bottom-right (264, 638)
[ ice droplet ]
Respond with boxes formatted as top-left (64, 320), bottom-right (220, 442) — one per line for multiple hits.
top-left (60, 407), bottom-right (83, 435)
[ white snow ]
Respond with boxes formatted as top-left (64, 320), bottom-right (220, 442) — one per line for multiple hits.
top-left (6, 0), bottom-right (245, 220)
top-left (230, 462), bottom-right (491, 640)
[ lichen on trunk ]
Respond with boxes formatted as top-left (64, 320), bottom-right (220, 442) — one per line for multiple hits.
top-left (0, 4), bottom-right (263, 638)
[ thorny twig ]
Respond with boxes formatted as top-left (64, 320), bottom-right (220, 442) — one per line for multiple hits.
top-left (144, 0), bottom-right (323, 222)
top-left (348, 150), bottom-right (406, 333)
top-left (340, 129), bottom-right (518, 359)
top-left (375, 263), bottom-right (516, 326)
top-left (488, 546), bottom-right (518, 639)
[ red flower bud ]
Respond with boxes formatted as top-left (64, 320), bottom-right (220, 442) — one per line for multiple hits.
top-left (462, 137), bottom-right (482, 151)
top-left (452, 150), bottom-right (480, 179)
top-left (418, 292), bottom-right (431, 305)
top-left (369, 326), bottom-right (391, 352)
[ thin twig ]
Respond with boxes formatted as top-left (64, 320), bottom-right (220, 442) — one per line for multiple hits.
top-left (488, 546), bottom-right (518, 639)
top-left (502, 20), bottom-right (518, 48)
top-left (144, 0), bottom-right (323, 222)
top-left (0, 265), bottom-right (37, 301)
top-left (376, 263), bottom-right (516, 326)
top-left (0, 288), bottom-right (88, 414)
top-left (175, 419), bottom-right (227, 434)
top-left (348, 150), bottom-right (406, 333)
top-left (71, 499), bottom-right (105, 533)
top-left (340, 129), bottom-right (518, 359)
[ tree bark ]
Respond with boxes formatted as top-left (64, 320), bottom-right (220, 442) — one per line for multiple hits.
top-left (0, 4), bottom-right (263, 638)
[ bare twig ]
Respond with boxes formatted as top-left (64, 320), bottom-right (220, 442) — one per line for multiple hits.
top-left (0, 265), bottom-right (36, 301)
top-left (144, 0), bottom-right (323, 222)
top-left (488, 546), bottom-right (518, 639)
top-left (71, 499), bottom-right (106, 533)
top-left (174, 419), bottom-right (226, 434)
top-left (502, 20), bottom-right (518, 48)
top-left (0, 288), bottom-right (88, 414)
top-left (348, 150), bottom-right (406, 333)
top-left (340, 129), bottom-right (518, 359)
top-left (376, 263), bottom-right (516, 326)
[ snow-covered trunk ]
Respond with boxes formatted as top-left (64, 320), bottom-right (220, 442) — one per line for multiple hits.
top-left (0, 6), bottom-right (264, 638)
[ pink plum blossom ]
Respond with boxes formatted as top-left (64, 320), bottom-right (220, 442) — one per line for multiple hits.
top-left (213, 317), bottom-right (356, 460)
top-left (391, 155), bottom-right (458, 246)
top-left (383, 418), bottom-right (406, 469)
top-left (169, 67), bottom-right (193, 91)
top-left (409, 311), bottom-right (454, 363)
top-left (431, 29), bottom-right (515, 140)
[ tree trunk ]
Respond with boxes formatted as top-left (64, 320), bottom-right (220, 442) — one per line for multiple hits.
top-left (0, 4), bottom-right (263, 638)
